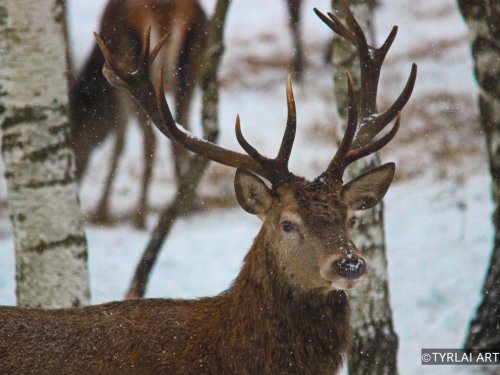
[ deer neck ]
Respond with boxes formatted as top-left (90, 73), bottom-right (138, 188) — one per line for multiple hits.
top-left (231, 226), bottom-right (350, 307)
top-left (221, 227), bottom-right (351, 371)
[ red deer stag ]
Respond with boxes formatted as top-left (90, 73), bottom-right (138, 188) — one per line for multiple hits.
top-left (70, 0), bottom-right (207, 228)
top-left (0, 3), bottom-right (416, 373)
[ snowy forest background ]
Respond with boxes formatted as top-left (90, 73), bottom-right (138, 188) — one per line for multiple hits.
top-left (0, 0), bottom-right (495, 374)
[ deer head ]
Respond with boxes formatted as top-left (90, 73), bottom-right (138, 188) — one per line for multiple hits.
top-left (93, 0), bottom-right (416, 292)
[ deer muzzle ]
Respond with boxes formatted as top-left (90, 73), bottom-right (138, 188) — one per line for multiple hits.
top-left (320, 247), bottom-right (368, 287)
top-left (334, 256), bottom-right (366, 280)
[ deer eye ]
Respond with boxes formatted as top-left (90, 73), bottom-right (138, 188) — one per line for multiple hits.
top-left (280, 221), bottom-right (296, 233)
top-left (348, 216), bottom-right (358, 229)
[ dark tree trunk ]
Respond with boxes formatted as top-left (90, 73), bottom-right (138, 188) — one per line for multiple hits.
top-left (330, 1), bottom-right (398, 374)
top-left (458, 0), bottom-right (500, 349)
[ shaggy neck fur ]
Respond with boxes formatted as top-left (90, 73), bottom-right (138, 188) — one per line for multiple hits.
top-left (218, 226), bottom-right (351, 374)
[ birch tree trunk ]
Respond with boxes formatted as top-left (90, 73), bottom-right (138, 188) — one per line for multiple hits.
top-left (330, 1), bottom-right (398, 373)
top-left (458, 0), bottom-right (500, 349)
top-left (0, 0), bottom-right (90, 308)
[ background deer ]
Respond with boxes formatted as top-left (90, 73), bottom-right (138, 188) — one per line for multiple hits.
top-left (0, 3), bottom-right (416, 373)
top-left (70, 0), bottom-right (207, 227)
top-left (70, 0), bottom-right (308, 228)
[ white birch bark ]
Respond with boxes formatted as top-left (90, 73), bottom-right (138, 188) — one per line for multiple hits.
top-left (330, 1), bottom-right (398, 374)
top-left (0, 0), bottom-right (90, 308)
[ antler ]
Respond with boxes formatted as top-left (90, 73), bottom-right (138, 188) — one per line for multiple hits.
top-left (94, 27), bottom-right (168, 132)
top-left (94, 2), bottom-right (416, 187)
top-left (94, 30), bottom-right (297, 184)
top-left (314, 0), bottom-right (417, 180)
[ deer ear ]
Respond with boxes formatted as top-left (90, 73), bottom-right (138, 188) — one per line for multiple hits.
top-left (234, 169), bottom-right (273, 216)
top-left (341, 163), bottom-right (395, 210)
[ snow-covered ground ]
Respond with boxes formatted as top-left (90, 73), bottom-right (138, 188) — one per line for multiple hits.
top-left (0, 0), bottom-right (494, 374)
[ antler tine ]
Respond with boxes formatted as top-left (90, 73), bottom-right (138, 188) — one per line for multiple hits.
top-left (352, 63), bottom-right (417, 148)
top-left (233, 77), bottom-right (300, 183)
top-left (375, 25), bottom-right (398, 64)
top-left (154, 67), bottom-right (176, 139)
top-left (341, 0), bottom-right (371, 67)
top-left (313, 8), bottom-right (356, 45)
top-left (340, 0), bottom-right (396, 117)
top-left (232, 76), bottom-right (300, 183)
top-left (326, 72), bottom-right (358, 178)
top-left (94, 31), bottom-right (166, 129)
top-left (344, 113), bottom-right (401, 167)
top-left (93, 32), bottom-right (125, 79)
top-left (139, 26), bottom-right (152, 66)
top-left (275, 74), bottom-right (297, 168)
top-left (234, 115), bottom-right (268, 165)
top-left (153, 67), bottom-right (269, 178)
top-left (150, 32), bottom-right (170, 64)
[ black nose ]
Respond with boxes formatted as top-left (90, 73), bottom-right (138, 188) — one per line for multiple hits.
top-left (334, 257), bottom-right (366, 280)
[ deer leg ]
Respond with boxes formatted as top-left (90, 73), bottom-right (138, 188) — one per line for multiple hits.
top-left (287, 0), bottom-right (303, 80)
top-left (133, 112), bottom-right (156, 229)
top-left (93, 120), bottom-right (126, 224)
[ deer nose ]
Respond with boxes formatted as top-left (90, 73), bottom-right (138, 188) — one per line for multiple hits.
top-left (334, 257), bottom-right (366, 280)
